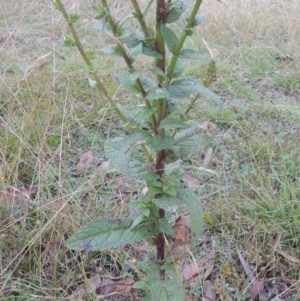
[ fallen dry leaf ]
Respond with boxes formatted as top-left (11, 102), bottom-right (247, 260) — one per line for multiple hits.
top-left (182, 248), bottom-right (215, 282)
top-left (78, 150), bottom-right (95, 169)
top-left (202, 280), bottom-right (216, 301)
top-left (73, 275), bottom-right (136, 298)
top-left (247, 279), bottom-right (264, 301)
top-left (173, 215), bottom-right (190, 244)
top-left (275, 248), bottom-right (300, 264)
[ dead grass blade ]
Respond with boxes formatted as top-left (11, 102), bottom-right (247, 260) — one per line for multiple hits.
top-left (275, 248), bottom-right (300, 264)
top-left (236, 248), bottom-right (265, 300)
top-left (78, 150), bottom-right (95, 169)
top-left (182, 248), bottom-right (215, 282)
top-left (0, 186), bottom-right (39, 211)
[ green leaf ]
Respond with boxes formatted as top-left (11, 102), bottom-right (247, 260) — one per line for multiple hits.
top-left (100, 44), bottom-right (123, 56)
top-left (117, 70), bottom-right (140, 93)
top-left (105, 131), bottom-right (159, 181)
top-left (165, 160), bottom-right (184, 180)
top-left (150, 67), bottom-right (167, 79)
top-left (69, 13), bottom-right (80, 23)
top-left (130, 214), bottom-right (150, 230)
top-left (146, 136), bottom-right (175, 151)
top-left (152, 194), bottom-right (180, 211)
top-left (160, 24), bottom-right (179, 53)
top-left (177, 189), bottom-right (203, 250)
top-left (172, 59), bottom-right (188, 78)
top-left (172, 125), bottom-right (202, 156)
top-left (180, 49), bottom-right (207, 60)
top-left (116, 104), bottom-right (156, 128)
top-left (66, 218), bottom-right (156, 251)
top-left (120, 29), bottom-right (162, 59)
top-left (142, 43), bottom-right (163, 59)
top-left (140, 76), bottom-right (158, 91)
top-left (134, 260), bottom-right (185, 301)
top-left (158, 118), bottom-right (189, 130)
top-left (166, 0), bottom-right (193, 24)
top-left (155, 218), bottom-right (175, 236)
top-left (63, 35), bottom-right (76, 47)
top-left (146, 87), bottom-right (169, 101)
top-left (130, 43), bottom-right (143, 62)
top-left (166, 76), bottom-right (223, 109)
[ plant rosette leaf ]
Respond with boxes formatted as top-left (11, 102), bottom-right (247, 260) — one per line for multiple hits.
top-left (66, 218), bottom-right (156, 251)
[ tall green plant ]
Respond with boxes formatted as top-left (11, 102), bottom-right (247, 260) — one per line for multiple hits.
top-left (54, 0), bottom-right (222, 298)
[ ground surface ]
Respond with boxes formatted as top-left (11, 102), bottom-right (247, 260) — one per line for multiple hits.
top-left (1, 0), bottom-right (300, 300)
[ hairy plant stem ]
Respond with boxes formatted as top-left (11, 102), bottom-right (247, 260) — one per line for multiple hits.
top-left (166, 0), bottom-right (203, 80)
top-left (100, 0), bottom-right (158, 134)
top-left (154, 0), bottom-right (169, 271)
top-left (55, 0), bottom-right (128, 124)
top-left (130, 0), bottom-right (150, 37)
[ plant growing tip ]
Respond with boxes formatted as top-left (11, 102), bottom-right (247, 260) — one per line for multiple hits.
top-left (56, 0), bottom-right (222, 299)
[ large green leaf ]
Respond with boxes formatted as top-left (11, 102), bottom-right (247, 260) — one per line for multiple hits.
top-left (117, 70), bottom-right (140, 93)
top-left (152, 194), bottom-right (180, 211)
top-left (179, 49), bottom-right (207, 60)
top-left (166, 76), bottom-right (223, 109)
top-left (146, 87), bottom-right (169, 101)
top-left (172, 59), bottom-right (188, 78)
top-left (120, 28), bottom-right (162, 59)
top-left (116, 104), bottom-right (156, 128)
top-left (66, 218), bottom-right (156, 251)
top-left (173, 125), bottom-right (203, 156)
top-left (166, 0), bottom-right (193, 24)
top-left (158, 117), bottom-right (189, 130)
top-left (160, 24), bottom-right (179, 53)
top-left (105, 131), bottom-right (158, 181)
top-left (177, 189), bottom-right (203, 250)
top-left (146, 136), bottom-right (176, 151)
top-left (134, 260), bottom-right (185, 301)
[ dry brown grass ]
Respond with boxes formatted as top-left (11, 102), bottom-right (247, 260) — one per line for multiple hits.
top-left (1, 0), bottom-right (300, 300)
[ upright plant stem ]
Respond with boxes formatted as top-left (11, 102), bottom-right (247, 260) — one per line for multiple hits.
top-left (55, 0), bottom-right (128, 124)
top-left (130, 0), bottom-right (150, 37)
top-left (166, 0), bottom-right (203, 80)
top-left (154, 0), bottom-right (169, 267)
top-left (100, 0), bottom-right (158, 133)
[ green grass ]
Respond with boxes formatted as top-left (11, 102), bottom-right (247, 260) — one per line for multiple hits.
top-left (1, 0), bottom-right (300, 300)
